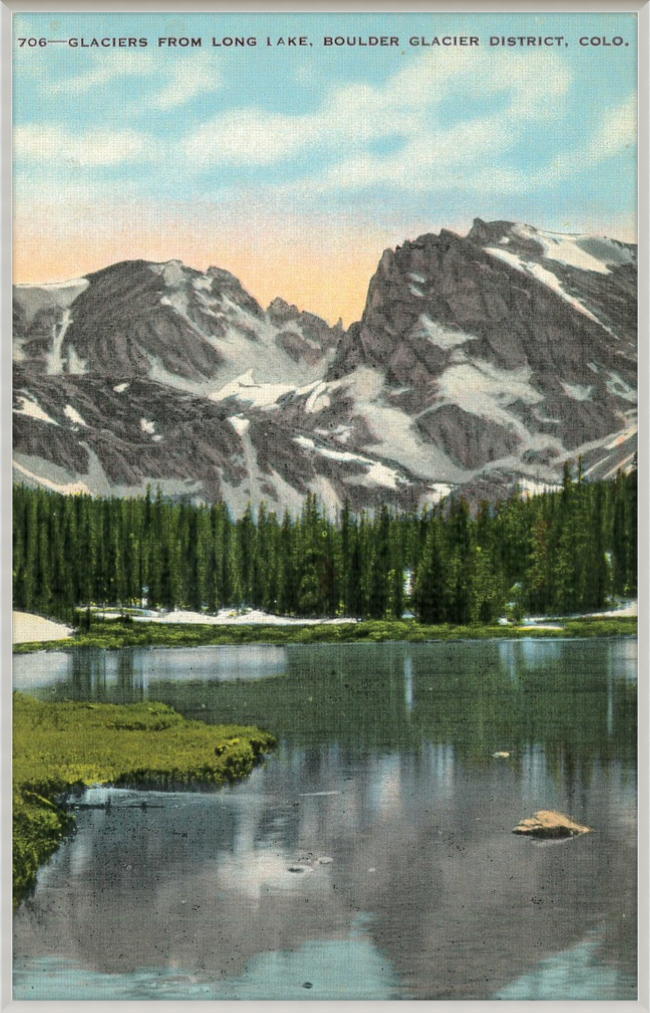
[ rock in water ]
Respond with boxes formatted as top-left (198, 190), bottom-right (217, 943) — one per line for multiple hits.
top-left (512, 810), bottom-right (592, 838)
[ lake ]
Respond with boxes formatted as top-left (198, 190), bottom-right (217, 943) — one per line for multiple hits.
top-left (13, 638), bottom-right (637, 1000)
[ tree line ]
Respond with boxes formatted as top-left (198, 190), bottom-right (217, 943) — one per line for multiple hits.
top-left (12, 460), bottom-right (637, 624)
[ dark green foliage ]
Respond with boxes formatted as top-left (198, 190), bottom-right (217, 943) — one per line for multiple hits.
top-left (12, 460), bottom-right (637, 627)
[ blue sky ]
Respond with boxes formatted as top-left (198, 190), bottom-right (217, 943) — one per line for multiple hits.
top-left (12, 12), bottom-right (638, 323)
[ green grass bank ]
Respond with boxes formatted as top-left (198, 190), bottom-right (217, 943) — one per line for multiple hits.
top-left (12, 692), bottom-right (275, 910)
top-left (13, 614), bottom-right (637, 654)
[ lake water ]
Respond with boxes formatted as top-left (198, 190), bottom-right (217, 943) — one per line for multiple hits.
top-left (13, 638), bottom-right (638, 1000)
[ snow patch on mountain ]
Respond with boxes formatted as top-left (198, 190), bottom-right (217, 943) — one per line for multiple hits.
top-left (436, 359), bottom-right (543, 428)
top-left (150, 259), bottom-right (186, 287)
top-left (14, 446), bottom-right (204, 501)
top-left (14, 395), bottom-right (59, 426)
top-left (66, 346), bottom-right (87, 374)
top-left (561, 382), bottom-right (592, 402)
top-left (418, 315), bottom-right (476, 350)
top-left (484, 246), bottom-right (603, 325)
top-left (512, 224), bottom-right (613, 274)
top-left (330, 368), bottom-right (466, 483)
top-left (601, 453), bottom-right (637, 480)
top-left (304, 381), bottom-right (331, 414)
top-left (211, 370), bottom-right (296, 407)
top-left (13, 277), bottom-right (89, 323)
top-left (13, 457), bottom-right (91, 495)
top-left (160, 293), bottom-right (188, 314)
top-left (605, 422), bottom-right (637, 451)
top-left (315, 424), bottom-right (353, 444)
top-left (46, 309), bottom-right (74, 375)
top-left (203, 311), bottom-right (328, 389)
top-left (228, 415), bottom-right (250, 437)
top-left (64, 404), bottom-right (87, 427)
top-left (425, 483), bottom-right (454, 503)
top-left (606, 372), bottom-right (636, 403)
top-left (355, 461), bottom-right (402, 491)
top-left (293, 434), bottom-right (405, 491)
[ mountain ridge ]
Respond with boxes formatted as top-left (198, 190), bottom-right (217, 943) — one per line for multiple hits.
top-left (13, 219), bottom-right (637, 514)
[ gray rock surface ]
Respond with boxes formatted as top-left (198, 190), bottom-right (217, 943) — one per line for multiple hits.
top-left (13, 220), bottom-right (637, 512)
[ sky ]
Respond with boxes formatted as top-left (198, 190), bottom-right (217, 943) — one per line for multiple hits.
top-left (12, 12), bottom-right (638, 325)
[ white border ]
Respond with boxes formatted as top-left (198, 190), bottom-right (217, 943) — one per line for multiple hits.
top-left (1, 2), bottom-right (647, 1011)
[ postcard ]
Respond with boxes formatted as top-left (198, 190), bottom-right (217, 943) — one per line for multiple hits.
top-left (8, 7), bottom-right (640, 1003)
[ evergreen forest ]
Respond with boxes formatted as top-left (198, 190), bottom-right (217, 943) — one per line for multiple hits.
top-left (12, 460), bottom-right (637, 625)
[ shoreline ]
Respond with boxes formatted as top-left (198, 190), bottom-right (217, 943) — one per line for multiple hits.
top-left (12, 694), bottom-right (276, 910)
top-left (12, 614), bottom-right (638, 653)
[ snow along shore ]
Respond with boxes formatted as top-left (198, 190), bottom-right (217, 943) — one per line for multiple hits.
top-left (523, 600), bottom-right (638, 625)
top-left (140, 609), bottom-right (360, 627)
top-left (12, 599), bottom-right (636, 644)
top-left (11, 609), bottom-right (359, 642)
top-left (13, 612), bottom-right (74, 644)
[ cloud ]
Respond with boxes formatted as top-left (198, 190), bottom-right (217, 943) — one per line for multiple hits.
top-left (317, 115), bottom-right (520, 193)
top-left (186, 107), bottom-right (323, 166)
top-left (14, 43), bottom-right (634, 210)
top-left (152, 54), bottom-right (221, 109)
top-left (47, 50), bottom-right (221, 109)
top-left (587, 93), bottom-right (636, 159)
top-left (14, 124), bottom-right (157, 167)
top-left (539, 92), bottom-right (636, 183)
top-left (183, 48), bottom-right (573, 188)
top-left (49, 51), bottom-right (158, 95)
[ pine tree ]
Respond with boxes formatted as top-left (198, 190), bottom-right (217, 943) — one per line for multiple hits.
top-left (368, 504), bottom-right (391, 618)
top-left (277, 509), bottom-right (297, 615)
top-left (446, 499), bottom-right (472, 624)
top-left (412, 518), bottom-right (446, 624)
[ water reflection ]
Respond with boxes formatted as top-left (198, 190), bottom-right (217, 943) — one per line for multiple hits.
top-left (404, 655), bottom-right (414, 711)
top-left (13, 643), bottom-right (289, 699)
top-left (493, 933), bottom-right (637, 1000)
top-left (15, 640), bottom-right (637, 780)
top-left (13, 638), bottom-right (637, 1000)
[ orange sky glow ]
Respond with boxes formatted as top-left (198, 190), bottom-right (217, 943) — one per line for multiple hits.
top-left (13, 202), bottom-right (637, 328)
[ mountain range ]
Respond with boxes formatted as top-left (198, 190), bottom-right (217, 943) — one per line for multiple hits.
top-left (13, 218), bottom-right (637, 513)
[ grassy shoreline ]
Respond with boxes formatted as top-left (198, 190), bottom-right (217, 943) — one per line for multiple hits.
top-left (13, 615), bottom-right (637, 653)
top-left (13, 693), bottom-right (275, 910)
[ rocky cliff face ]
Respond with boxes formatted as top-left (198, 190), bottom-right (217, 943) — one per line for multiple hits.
top-left (322, 219), bottom-right (636, 488)
top-left (13, 260), bottom-right (342, 389)
top-left (13, 220), bottom-right (637, 513)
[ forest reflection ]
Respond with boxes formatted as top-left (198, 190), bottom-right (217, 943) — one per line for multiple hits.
top-left (17, 639), bottom-right (637, 788)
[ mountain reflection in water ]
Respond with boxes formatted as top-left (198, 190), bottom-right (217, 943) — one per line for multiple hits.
top-left (13, 638), bottom-right (637, 1000)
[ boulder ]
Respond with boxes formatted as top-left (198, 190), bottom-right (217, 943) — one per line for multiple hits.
top-left (512, 810), bottom-right (592, 838)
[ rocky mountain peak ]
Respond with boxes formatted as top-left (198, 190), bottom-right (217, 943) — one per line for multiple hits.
top-left (13, 220), bottom-right (637, 514)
